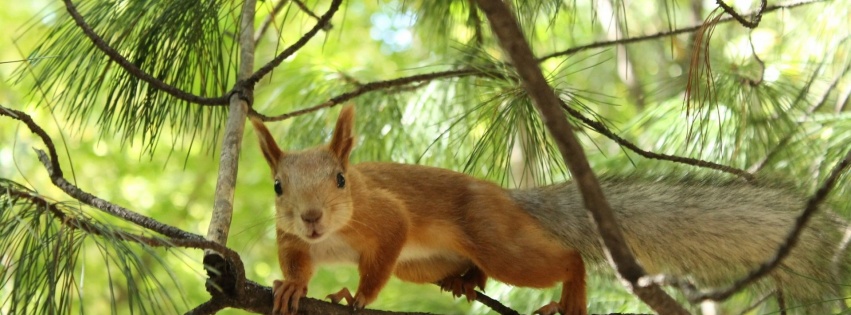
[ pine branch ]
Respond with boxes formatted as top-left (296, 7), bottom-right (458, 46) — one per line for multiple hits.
top-left (748, 41), bottom-right (851, 173)
top-left (538, 0), bottom-right (825, 61)
top-left (292, 0), bottom-right (331, 29)
top-left (559, 100), bottom-right (755, 181)
top-left (0, 104), bottom-right (245, 278)
top-left (254, 69), bottom-right (501, 121)
top-left (473, 1), bottom-right (690, 314)
top-left (62, 0), bottom-right (229, 105)
top-left (245, 0), bottom-right (342, 86)
top-left (5, 186), bottom-right (174, 247)
top-left (715, 0), bottom-right (767, 28)
top-left (255, 0), bottom-right (292, 44)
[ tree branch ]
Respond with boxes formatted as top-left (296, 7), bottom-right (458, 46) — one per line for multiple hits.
top-left (4, 186), bottom-right (172, 247)
top-left (471, 290), bottom-right (519, 315)
top-left (293, 0), bottom-right (332, 30)
top-left (0, 104), bottom-right (248, 290)
top-left (245, 0), bottom-right (342, 86)
top-left (472, 1), bottom-right (690, 314)
top-left (0, 106), bottom-right (193, 239)
top-left (538, 0), bottom-right (824, 62)
top-left (715, 0), bottom-right (767, 29)
top-left (255, 0), bottom-right (292, 44)
top-left (559, 100), bottom-right (755, 181)
top-left (62, 0), bottom-right (229, 105)
top-left (184, 299), bottom-right (227, 315)
top-left (202, 0), bottom-right (256, 300)
top-left (254, 69), bottom-right (498, 121)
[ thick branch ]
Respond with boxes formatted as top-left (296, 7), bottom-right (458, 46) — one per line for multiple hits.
top-left (201, 0), bottom-right (256, 301)
top-left (245, 0), bottom-right (342, 86)
top-left (206, 0), bottom-right (255, 249)
top-left (62, 0), bottom-right (229, 105)
top-left (472, 1), bottom-right (689, 314)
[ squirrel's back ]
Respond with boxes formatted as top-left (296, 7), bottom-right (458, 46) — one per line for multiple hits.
top-left (510, 178), bottom-right (846, 305)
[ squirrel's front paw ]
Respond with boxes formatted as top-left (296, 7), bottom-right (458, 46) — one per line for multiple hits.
top-left (272, 279), bottom-right (307, 315)
top-left (326, 287), bottom-right (368, 310)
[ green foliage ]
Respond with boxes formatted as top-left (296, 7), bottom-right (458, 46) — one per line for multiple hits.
top-left (20, 0), bottom-right (236, 154)
top-left (0, 179), bottom-right (188, 314)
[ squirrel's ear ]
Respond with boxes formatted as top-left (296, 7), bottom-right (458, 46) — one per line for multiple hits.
top-left (329, 105), bottom-right (355, 168)
top-left (249, 116), bottom-right (284, 171)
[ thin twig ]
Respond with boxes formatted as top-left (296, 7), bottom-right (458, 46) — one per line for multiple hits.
top-left (559, 100), bottom-right (755, 181)
top-left (716, 0), bottom-right (767, 28)
top-left (744, 31), bottom-right (765, 86)
top-left (184, 299), bottom-right (227, 315)
top-left (5, 186), bottom-right (167, 247)
top-left (472, 290), bottom-right (520, 315)
top-left (538, 0), bottom-right (824, 62)
top-left (472, 1), bottom-right (689, 314)
top-left (690, 148), bottom-right (851, 302)
top-left (62, 0), bottom-right (229, 105)
top-left (255, 68), bottom-right (500, 121)
top-left (293, 0), bottom-right (332, 30)
top-left (748, 47), bottom-right (851, 173)
top-left (254, 0), bottom-right (291, 43)
top-left (245, 0), bottom-right (342, 86)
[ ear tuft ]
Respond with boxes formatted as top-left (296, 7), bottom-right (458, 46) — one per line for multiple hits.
top-left (329, 105), bottom-right (356, 168)
top-left (249, 116), bottom-right (284, 171)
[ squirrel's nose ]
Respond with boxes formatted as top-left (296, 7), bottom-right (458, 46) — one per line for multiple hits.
top-left (301, 209), bottom-right (323, 224)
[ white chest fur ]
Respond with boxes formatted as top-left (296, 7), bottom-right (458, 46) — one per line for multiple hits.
top-left (309, 234), bottom-right (459, 265)
top-left (309, 234), bottom-right (359, 264)
top-left (398, 245), bottom-right (461, 263)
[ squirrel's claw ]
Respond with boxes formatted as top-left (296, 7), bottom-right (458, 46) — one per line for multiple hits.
top-left (273, 279), bottom-right (307, 315)
top-left (437, 267), bottom-right (487, 302)
top-left (533, 301), bottom-right (585, 315)
top-left (532, 301), bottom-right (561, 315)
top-left (327, 287), bottom-right (368, 310)
top-left (326, 287), bottom-right (355, 305)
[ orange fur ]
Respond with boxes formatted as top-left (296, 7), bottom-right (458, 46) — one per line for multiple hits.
top-left (251, 106), bottom-right (587, 315)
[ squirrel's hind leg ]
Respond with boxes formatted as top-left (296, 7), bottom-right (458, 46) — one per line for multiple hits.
top-left (532, 250), bottom-right (587, 315)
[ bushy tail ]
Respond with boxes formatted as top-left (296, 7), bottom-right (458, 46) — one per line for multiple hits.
top-left (509, 178), bottom-right (848, 312)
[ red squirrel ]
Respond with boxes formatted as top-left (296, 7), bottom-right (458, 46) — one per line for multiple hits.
top-left (250, 105), bottom-right (587, 315)
top-left (251, 105), bottom-right (845, 315)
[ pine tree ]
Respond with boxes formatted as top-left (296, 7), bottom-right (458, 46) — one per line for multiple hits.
top-left (0, 0), bottom-right (849, 314)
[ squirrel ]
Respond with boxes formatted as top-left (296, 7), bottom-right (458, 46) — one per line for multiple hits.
top-left (249, 105), bottom-right (847, 315)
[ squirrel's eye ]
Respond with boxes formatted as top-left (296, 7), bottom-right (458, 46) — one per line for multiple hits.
top-left (274, 180), bottom-right (282, 196)
top-left (336, 173), bottom-right (345, 188)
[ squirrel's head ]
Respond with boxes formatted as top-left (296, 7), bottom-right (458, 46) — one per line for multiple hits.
top-left (250, 106), bottom-right (356, 243)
